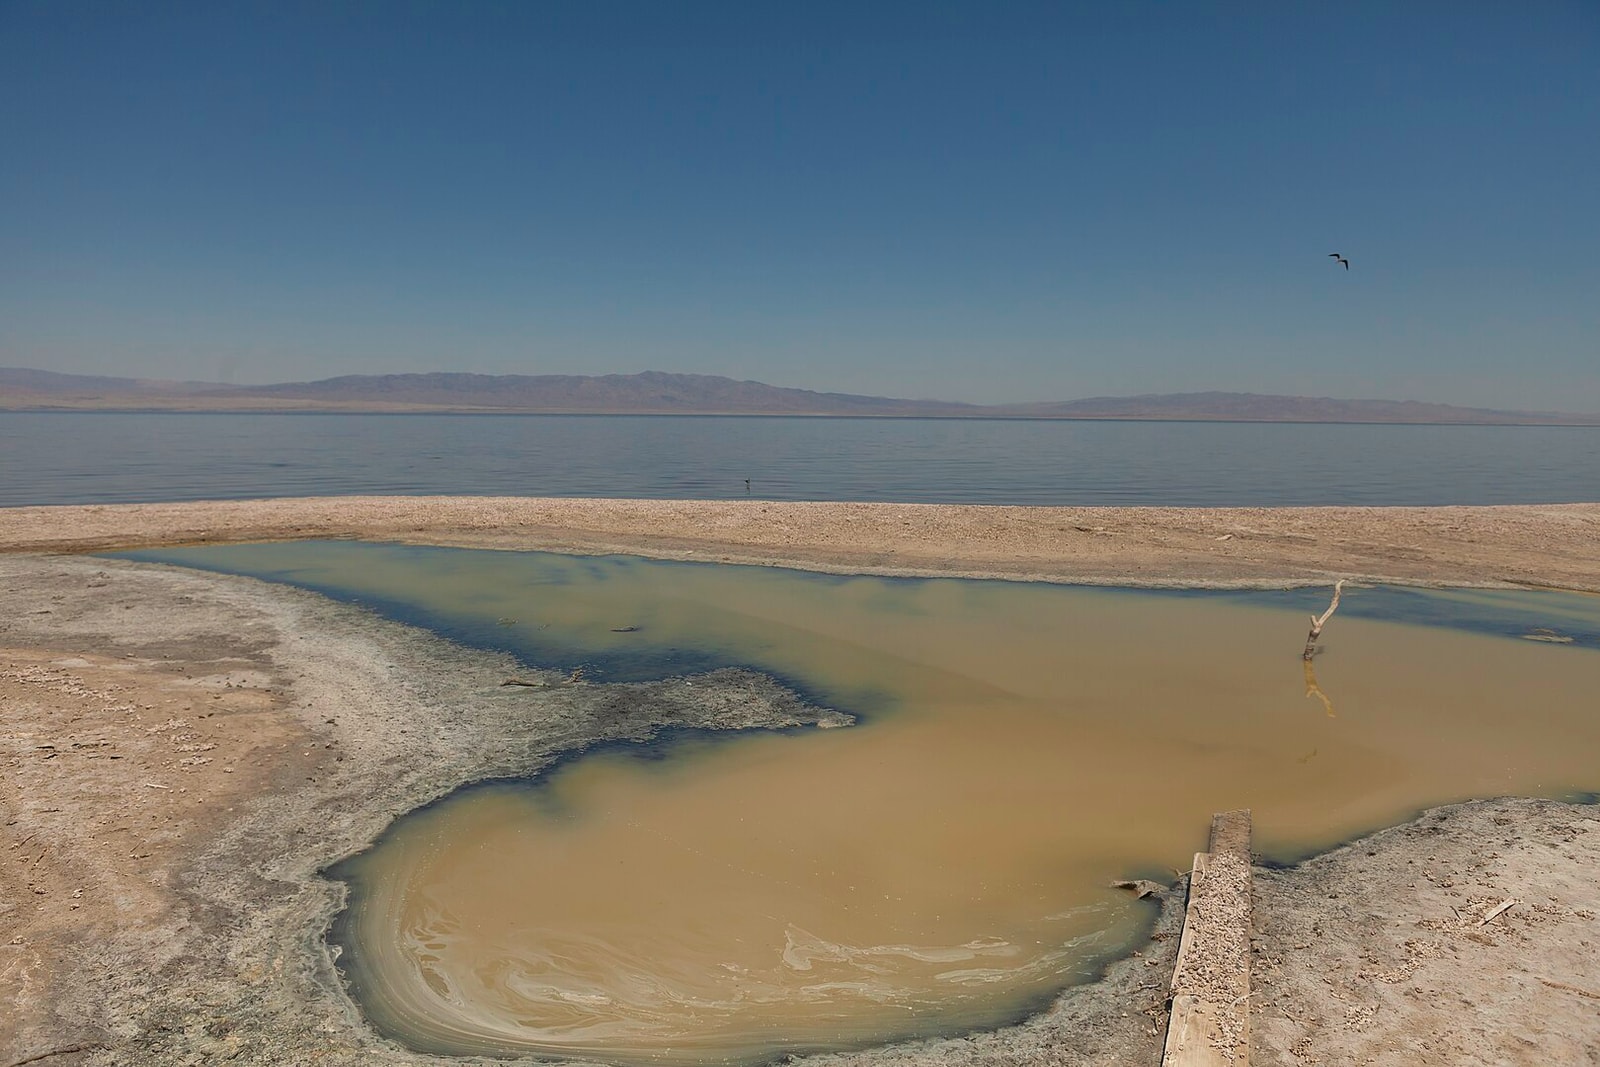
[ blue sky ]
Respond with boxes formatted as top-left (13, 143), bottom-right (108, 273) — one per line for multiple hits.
top-left (2, 1), bottom-right (1596, 408)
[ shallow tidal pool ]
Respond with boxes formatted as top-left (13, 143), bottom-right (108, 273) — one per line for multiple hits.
top-left (120, 543), bottom-right (1600, 1065)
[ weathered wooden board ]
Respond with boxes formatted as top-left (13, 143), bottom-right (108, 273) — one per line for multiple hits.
top-left (1162, 809), bottom-right (1252, 1067)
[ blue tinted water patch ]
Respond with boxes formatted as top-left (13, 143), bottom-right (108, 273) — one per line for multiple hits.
top-left (1349, 587), bottom-right (1600, 648)
top-left (116, 545), bottom-right (735, 684)
top-left (1139, 585), bottom-right (1600, 649)
top-left (113, 543), bottom-right (1600, 670)
top-left (110, 543), bottom-right (889, 714)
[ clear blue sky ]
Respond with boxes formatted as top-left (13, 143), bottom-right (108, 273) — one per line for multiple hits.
top-left (2, 1), bottom-right (1596, 408)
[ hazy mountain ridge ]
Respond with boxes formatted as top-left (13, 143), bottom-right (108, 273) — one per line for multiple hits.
top-left (991, 391), bottom-right (1584, 423)
top-left (0, 367), bottom-right (222, 395)
top-left (236, 371), bottom-right (981, 414)
top-left (2, 368), bottom-right (1596, 424)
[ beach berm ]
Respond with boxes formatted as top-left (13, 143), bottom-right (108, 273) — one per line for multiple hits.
top-left (2, 497), bottom-right (1599, 590)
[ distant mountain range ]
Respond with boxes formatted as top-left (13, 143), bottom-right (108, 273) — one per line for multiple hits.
top-left (2, 367), bottom-right (1596, 424)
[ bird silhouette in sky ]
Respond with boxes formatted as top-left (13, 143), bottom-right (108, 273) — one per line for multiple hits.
top-left (1328, 253), bottom-right (1349, 270)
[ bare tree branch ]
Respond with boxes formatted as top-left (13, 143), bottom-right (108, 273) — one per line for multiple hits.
top-left (1302, 579), bottom-right (1346, 660)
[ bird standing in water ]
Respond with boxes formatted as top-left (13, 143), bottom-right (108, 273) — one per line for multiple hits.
top-left (1328, 253), bottom-right (1349, 270)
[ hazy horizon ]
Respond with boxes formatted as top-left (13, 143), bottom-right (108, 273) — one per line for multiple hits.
top-left (9, 364), bottom-right (1600, 419)
top-left (3, 4), bottom-right (1596, 409)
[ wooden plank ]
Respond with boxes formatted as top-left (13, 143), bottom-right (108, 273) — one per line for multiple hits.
top-left (1165, 851), bottom-right (1213, 994)
top-left (1164, 992), bottom-right (1233, 1067)
top-left (1162, 810), bottom-right (1252, 1067)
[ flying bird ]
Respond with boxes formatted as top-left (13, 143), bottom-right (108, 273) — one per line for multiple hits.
top-left (1328, 253), bottom-right (1349, 270)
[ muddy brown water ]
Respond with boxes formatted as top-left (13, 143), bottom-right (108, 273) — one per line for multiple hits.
top-left (121, 544), bottom-right (1600, 1065)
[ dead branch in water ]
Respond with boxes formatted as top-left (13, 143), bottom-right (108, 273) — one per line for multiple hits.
top-left (1302, 580), bottom-right (1346, 661)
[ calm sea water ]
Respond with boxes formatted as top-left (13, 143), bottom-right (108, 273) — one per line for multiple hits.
top-left (4, 411), bottom-right (1598, 507)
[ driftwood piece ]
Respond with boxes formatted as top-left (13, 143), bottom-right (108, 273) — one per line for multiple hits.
top-left (1479, 898), bottom-right (1519, 926)
top-left (1301, 580), bottom-right (1346, 661)
top-left (503, 667), bottom-right (588, 687)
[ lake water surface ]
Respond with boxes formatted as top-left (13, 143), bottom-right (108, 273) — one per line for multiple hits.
top-left (118, 543), bottom-right (1600, 1064)
top-left (9, 412), bottom-right (1600, 506)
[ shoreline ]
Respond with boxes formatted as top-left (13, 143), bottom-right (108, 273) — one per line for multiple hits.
top-left (3, 498), bottom-right (1598, 1066)
top-left (3, 497), bottom-right (1599, 592)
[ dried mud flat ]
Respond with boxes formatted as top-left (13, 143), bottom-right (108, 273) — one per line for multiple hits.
top-left (3, 498), bottom-right (1599, 1067)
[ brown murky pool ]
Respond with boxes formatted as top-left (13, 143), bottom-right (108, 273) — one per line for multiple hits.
top-left (124, 545), bottom-right (1600, 1064)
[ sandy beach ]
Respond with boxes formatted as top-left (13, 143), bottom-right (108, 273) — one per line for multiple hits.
top-left (3, 497), bottom-right (1600, 591)
top-left (3, 498), bottom-right (1597, 1067)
